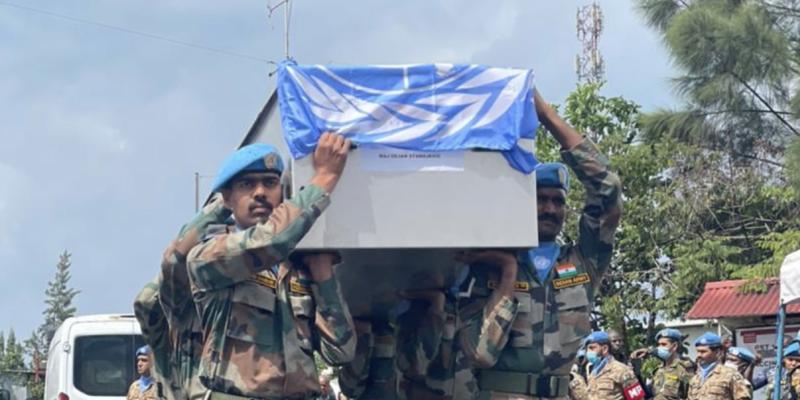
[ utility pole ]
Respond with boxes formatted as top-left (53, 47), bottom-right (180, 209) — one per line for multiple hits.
top-left (576, 1), bottom-right (605, 84)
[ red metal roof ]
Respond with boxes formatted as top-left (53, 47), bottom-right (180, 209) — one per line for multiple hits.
top-left (686, 278), bottom-right (800, 319)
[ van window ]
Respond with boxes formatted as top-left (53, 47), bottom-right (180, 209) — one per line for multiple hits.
top-left (73, 335), bottom-right (144, 396)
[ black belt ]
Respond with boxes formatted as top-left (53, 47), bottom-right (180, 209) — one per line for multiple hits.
top-left (478, 370), bottom-right (570, 398)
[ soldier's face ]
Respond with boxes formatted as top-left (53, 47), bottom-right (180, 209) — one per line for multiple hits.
top-left (136, 356), bottom-right (151, 376)
top-left (537, 187), bottom-right (566, 242)
top-left (786, 357), bottom-right (800, 369)
top-left (695, 346), bottom-right (719, 366)
top-left (222, 171), bottom-right (283, 229)
top-left (587, 342), bottom-right (609, 357)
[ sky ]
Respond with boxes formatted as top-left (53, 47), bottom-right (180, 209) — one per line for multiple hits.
top-left (0, 0), bottom-right (679, 341)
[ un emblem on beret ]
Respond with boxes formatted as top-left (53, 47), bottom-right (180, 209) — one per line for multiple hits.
top-left (264, 153), bottom-right (279, 170)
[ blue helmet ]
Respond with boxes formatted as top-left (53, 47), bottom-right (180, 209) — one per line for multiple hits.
top-left (136, 345), bottom-right (150, 358)
top-left (211, 143), bottom-right (285, 192)
top-left (727, 347), bottom-right (756, 363)
top-left (535, 163), bottom-right (569, 192)
top-left (585, 331), bottom-right (610, 345)
top-left (656, 328), bottom-right (683, 342)
top-left (785, 342), bottom-right (800, 358)
top-left (694, 332), bottom-right (722, 348)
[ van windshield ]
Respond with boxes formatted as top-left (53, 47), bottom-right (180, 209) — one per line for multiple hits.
top-left (73, 334), bottom-right (144, 396)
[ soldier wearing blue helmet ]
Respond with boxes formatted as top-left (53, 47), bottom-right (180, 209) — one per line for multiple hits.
top-left (583, 331), bottom-right (644, 400)
top-left (630, 328), bottom-right (693, 400)
top-left (144, 133), bottom-right (355, 400)
top-left (127, 346), bottom-right (158, 400)
top-left (455, 89), bottom-right (623, 400)
top-left (687, 332), bottom-right (751, 399)
top-left (767, 342), bottom-right (800, 400)
top-left (725, 347), bottom-right (763, 390)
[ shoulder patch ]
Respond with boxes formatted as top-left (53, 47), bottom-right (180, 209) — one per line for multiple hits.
top-left (623, 382), bottom-right (645, 400)
top-left (553, 272), bottom-right (590, 289)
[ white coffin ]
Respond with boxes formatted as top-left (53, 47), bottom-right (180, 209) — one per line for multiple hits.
top-left (245, 92), bottom-right (539, 250)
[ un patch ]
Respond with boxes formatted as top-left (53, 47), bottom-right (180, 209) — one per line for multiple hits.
top-left (552, 273), bottom-right (590, 289)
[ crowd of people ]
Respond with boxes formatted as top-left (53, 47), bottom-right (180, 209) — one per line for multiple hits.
top-left (127, 90), bottom-right (792, 400)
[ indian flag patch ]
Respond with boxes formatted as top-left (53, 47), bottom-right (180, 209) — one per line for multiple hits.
top-left (555, 264), bottom-right (578, 278)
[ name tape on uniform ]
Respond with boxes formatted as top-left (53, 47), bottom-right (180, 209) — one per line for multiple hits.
top-left (250, 274), bottom-right (277, 289)
top-left (552, 273), bottom-right (590, 290)
top-left (290, 281), bottom-right (312, 295)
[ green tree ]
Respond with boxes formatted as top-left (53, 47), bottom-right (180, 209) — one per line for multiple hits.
top-left (0, 332), bottom-right (5, 362)
top-left (2, 329), bottom-right (25, 371)
top-left (634, 0), bottom-right (800, 309)
top-left (39, 250), bottom-right (80, 349)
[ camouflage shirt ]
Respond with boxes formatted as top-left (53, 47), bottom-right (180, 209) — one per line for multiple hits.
top-left (159, 194), bottom-right (231, 400)
top-left (569, 371), bottom-right (590, 400)
top-left (460, 139), bottom-right (622, 397)
top-left (650, 357), bottom-right (692, 400)
top-left (766, 367), bottom-right (800, 400)
top-left (688, 364), bottom-right (751, 400)
top-left (587, 358), bottom-right (643, 400)
top-left (134, 277), bottom-right (183, 400)
top-left (187, 185), bottom-right (356, 399)
top-left (127, 378), bottom-right (160, 400)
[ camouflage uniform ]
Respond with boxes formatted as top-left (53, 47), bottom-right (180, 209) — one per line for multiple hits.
top-left (586, 358), bottom-right (643, 400)
top-left (687, 364), bottom-right (751, 400)
top-left (134, 277), bottom-right (182, 400)
top-left (127, 378), bottom-right (159, 400)
top-left (766, 367), bottom-right (799, 400)
top-left (649, 357), bottom-right (692, 400)
top-left (187, 185), bottom-right (356, 400)
top-left (394, 291), bottom-right (475, 400)
top-left (459, 139), bottom-right (623, 400)
top-left (568, 372), bottom-right (589, 400)
top-left (339, 318), bottom-right (398, 400)
top-left (159, 194), bottom-right (231, 400)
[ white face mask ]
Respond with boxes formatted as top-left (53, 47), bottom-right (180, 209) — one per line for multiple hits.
top-left (725, 361), bottom-right (740, 370)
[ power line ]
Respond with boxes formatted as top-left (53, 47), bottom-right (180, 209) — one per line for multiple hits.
top-left (0, 1), bottom-right (277, 65)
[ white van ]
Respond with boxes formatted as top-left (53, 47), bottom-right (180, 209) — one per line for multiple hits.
top-left (45, 315), bottom-right (144, 400)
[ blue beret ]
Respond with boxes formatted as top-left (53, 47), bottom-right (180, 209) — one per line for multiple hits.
top-left (585, 331), bottom-right (610, 345)
top-left (785, 342), bottom-right (800, 358)
top-left (212, 143), bottom-right (284, 192)
top-left (656, 328), bottom-right (683, 342)
top-left (535, 163), bottom-right (569, 192)
top-left (694, 332), bottom-right (722, 348)
top-left (728, 347), bottom-right (755, 363)
top-left (136, 345), bottom-right (150, 358)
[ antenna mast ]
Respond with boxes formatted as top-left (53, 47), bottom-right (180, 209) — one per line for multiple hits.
top-left (576, 1), bottom-right (604, 83)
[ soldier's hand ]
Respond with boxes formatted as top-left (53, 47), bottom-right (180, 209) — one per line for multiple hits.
top-left (455, 250), bottom-right (517, 271)
top-left (630, 348), bottom-right (650, 359)
top-left (310, 132), bottom-right (351, 193)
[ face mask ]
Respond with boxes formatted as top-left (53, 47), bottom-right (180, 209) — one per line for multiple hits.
top-left (586, 351), bottom-right (600, 365)
top-left (724, 361), bottom-right (740, 370)
top-left (656, 346), bottom-right (672, 360)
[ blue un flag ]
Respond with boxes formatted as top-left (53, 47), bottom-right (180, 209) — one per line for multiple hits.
top-left (277, 61), bottom-right (539, 173)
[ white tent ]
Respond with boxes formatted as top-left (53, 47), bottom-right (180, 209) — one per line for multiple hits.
top-left (773, 249), bottom-right (800, 400)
